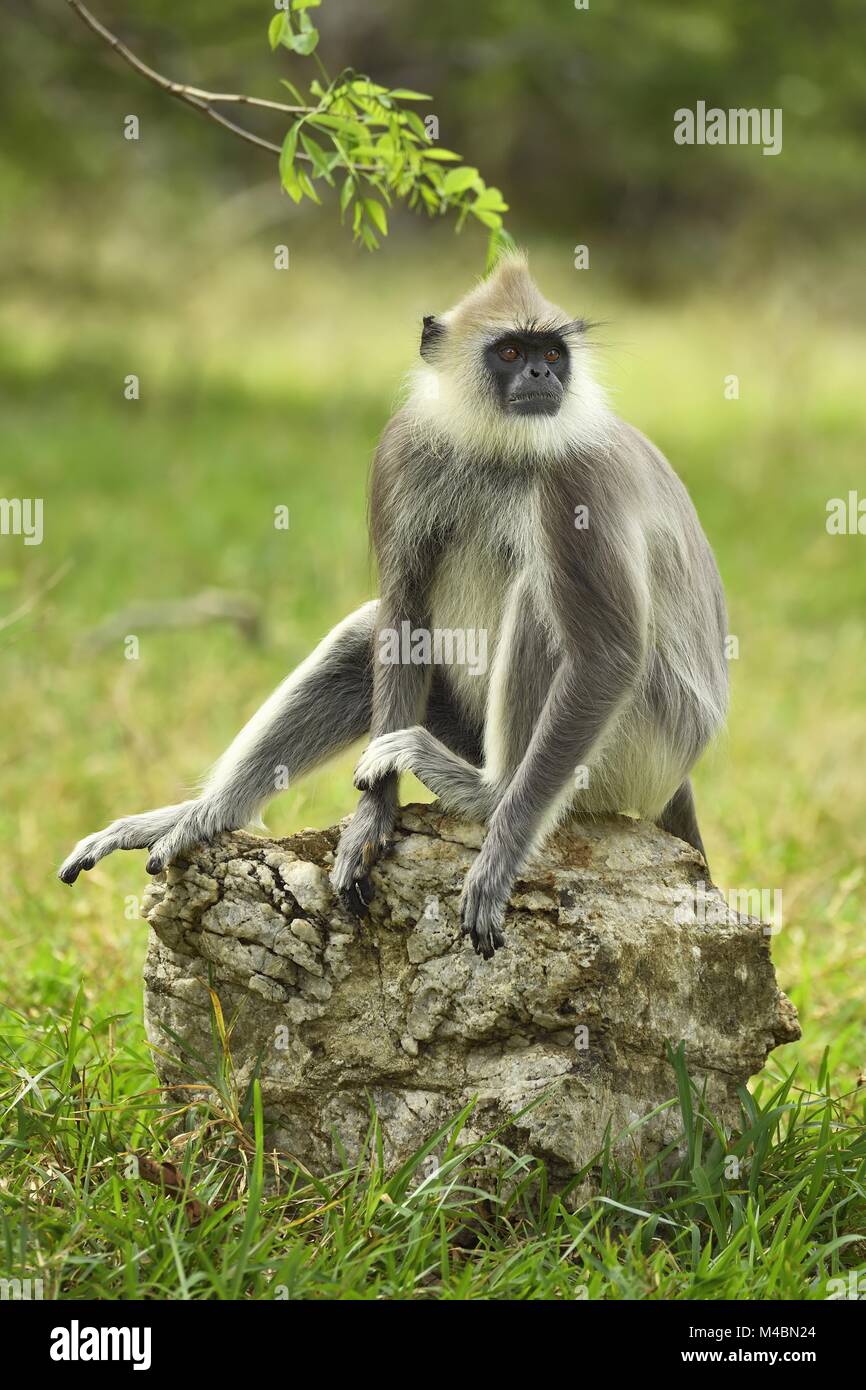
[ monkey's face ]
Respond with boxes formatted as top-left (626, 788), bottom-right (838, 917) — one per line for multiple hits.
top-left (415, 261), bottom-right (604, 459)
top-left (483, 333), bottom-right (571, 418)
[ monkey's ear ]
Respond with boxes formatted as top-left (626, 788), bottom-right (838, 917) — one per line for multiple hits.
top-left (420, 314), bottom-right (445, 361)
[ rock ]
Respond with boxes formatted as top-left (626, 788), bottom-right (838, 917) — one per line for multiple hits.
top-left (142, 803), bottom-right (799, 1186)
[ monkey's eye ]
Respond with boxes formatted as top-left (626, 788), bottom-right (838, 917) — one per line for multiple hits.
top-left (544, 348), bottom-right (561, 364)
top-left (498, 344), bottom-right (520, 363)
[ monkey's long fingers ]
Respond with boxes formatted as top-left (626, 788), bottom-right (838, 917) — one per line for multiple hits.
top-left (58, 839), bottom-right (104, 885)
top-left (59, 803), bottom-right (197, 885)
top-left (465, 919), bottom-right (505, 960)
top-left (339, 875), bottom-right (374, 918)
top-left (459, 882), bottom-right (507, 960)
top-left (58, 826), bottom-right (132, 884)
top-left (59, 827), bottom-right (145, 884)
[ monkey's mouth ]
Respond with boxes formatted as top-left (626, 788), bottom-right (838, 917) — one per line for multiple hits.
top-left (506, 392), bottom-right (561, 417)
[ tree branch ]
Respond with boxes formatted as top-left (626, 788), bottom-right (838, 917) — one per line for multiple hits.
top-left (64, 0), bottom-right (311, 159)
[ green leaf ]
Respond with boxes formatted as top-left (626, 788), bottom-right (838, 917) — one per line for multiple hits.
top-left (364, 198), bottom-right (388, 236)
top-left (279, 126), bottom-right (303, 202)
top-left (300, 131), bottom-right (335, 182)
top-left (310, 113), bottom-right (367, 142)
top-left (280, 123), bottom-right (300, 172)
top-left (268, 13), bottom-right (290, 51)
top-left (287, 29), bottom-right (319, 55)
top-left (474, 185), bottom-right (509, 212)
top-left (340, 176), bottom-right (355, 219)
top-left (442, 165), bottom-right (481, 196)
top-left (471, 207), bottom-right (503, 229)
top-left (387, 88), bottom-right (432, 101)
top-left (298, 169), bottom-right (322, 204)
top-left (420, 148), bottom-right (461, 162)
top-left (401, 110), bottom-right (431, 142)
top-left (292, 0), bottom-right (321, 8)
top-left (282, 165), bottom-right (303, 203)
top-left (279, 78), bottom-right (307, 105)
top-left (286, 14), bottom-right (319, 55)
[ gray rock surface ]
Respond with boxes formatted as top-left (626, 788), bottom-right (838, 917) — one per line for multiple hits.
top-left (142, 803), bottom-right (799, 1183)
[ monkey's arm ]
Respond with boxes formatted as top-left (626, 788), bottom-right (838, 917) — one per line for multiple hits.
top-left (462, 472), bottom-right (649, 956)
top-left (329, 588), bottom-right (434, 912)
top-left (460, 652), bottom-right (639, 955)
top-left (59, 602), bottom-right (379, 884)
top-left (330, 423), bottom-right (437, 911)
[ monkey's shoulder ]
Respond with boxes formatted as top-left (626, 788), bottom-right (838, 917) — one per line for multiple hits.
top-left (545, 417), bottom-right (701, 528)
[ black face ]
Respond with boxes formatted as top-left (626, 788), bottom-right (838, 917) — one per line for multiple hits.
top-left (484, 332), bottom-right (571, 417)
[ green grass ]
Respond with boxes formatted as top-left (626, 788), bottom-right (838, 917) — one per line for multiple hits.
top-left (2, 1001), bottom-right (864, 1299)
top-left (1, 222), bottom-right (865, 1298)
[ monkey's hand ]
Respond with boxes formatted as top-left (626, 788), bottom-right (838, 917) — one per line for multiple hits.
top-left (352, 728), bottom-right (424, 791)
top-left (58, 800), bottom-right (197, 885)
top-left (331, 787), bottom-right (396, 918)
top-left (459, 846), bottom-right (511, 960)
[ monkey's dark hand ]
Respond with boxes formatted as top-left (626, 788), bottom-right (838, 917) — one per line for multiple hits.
top-left (59, 799), bottom-right (199, 884)
top-left (331, 787), bottom-right (395, 918)
top-left (459, 849), bottom-right (511, 960)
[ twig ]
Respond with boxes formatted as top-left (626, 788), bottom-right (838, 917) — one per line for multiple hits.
top-left (81, 588), bottom-right (263, 649)
top-left (178, 89), bottom-right (310, 115)
top-left (133, 1154), bottom-right (215, 1226)
top-left (0, 559), bottom-right (74, 634)
top-left (64, 0), bottom-right (304, 158)
top-left (65, 0), bottom-right (384, 182)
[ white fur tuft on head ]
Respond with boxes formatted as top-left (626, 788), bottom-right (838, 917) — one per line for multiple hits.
top-left (405, 251), bottom-right (613, 464)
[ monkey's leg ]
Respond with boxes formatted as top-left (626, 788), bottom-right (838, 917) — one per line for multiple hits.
top-left (59, 601), bottom-right (377, 884)
top-left (332, 595), bottom-right (434, 911)
top-left (353, 577), bottom-right (554, 821)
top-left (657, 778), bottom-right (710, 875)
top-left (463, 647), bottom-right (642, 958)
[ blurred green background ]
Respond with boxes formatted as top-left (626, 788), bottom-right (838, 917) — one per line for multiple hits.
top-left (2, 0), bottom-right (865, 1092)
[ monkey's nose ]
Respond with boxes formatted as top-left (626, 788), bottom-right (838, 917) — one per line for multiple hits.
top-left (530, 367), bottom-right (540, 377)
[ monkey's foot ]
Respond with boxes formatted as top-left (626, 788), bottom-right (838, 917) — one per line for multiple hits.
top-left (58, 801), bottom-right (197, 885)
top-left (459, 866), bottom-right (507, 961)
top-left (331, 792), bottom-right (395, 916)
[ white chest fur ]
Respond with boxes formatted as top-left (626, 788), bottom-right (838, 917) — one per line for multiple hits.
top-left (426, 474), bottom-right (541, 724)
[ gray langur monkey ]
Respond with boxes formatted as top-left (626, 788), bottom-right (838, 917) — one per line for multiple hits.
top-left (59, 253), bottom-right (728, 960)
